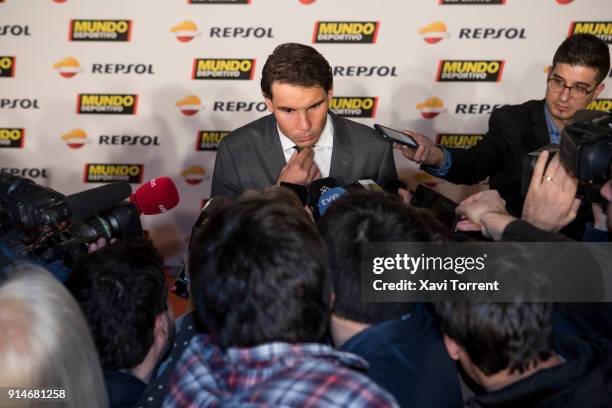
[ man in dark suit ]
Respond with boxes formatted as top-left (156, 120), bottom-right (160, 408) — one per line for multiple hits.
top-left (211, 43), bottom-right (397, 198)
top-left (398, 34), bottom-right (609, 216)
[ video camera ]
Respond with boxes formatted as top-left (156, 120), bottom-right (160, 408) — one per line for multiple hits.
top-left (559, 110), bottom-right (612, 201)
top-left (522, 109), bottom-right (612, 202)
top-left (0, 174), bottom-right (142, 281)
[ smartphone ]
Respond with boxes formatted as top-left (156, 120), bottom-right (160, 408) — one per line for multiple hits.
top-left (374, 124), bottom-right (419, 149)
top-left (410, 184), bottom-right (459, 231)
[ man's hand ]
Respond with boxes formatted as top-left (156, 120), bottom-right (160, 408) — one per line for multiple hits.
top-left (394, 131), bottom-right (445, 167)
top-left (591, 203), bottom-right (608, 232)
top-left (397, 188), bottom-right (413, 204)
top-left (522, 151), bottom-right (581, 232)
top-left (455, 190), bottom-right (516, 241)
top-left (277, 148), bottom-right (321, 185)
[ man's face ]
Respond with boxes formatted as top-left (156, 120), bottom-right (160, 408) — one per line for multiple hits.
top-left (545, 63), bottom-right (604, 125)
top-left (265, 82), bottom-right (332, 149)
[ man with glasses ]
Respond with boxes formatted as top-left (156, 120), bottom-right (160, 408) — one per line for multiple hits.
top-left (397, 34), bottom-right (609, 216)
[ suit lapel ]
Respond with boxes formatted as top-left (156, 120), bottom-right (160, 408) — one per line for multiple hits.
top-left (530, 99), bottom-right (551, 150)
top-left (329, 113), bottom-right (353, 183)
top-left (257, 114), bottom-right (287, 183)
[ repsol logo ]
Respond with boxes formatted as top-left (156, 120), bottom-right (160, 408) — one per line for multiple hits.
top-left (587, 99), bottom-right (612, 112)
top-left (436, 133), bottom-right (485, 149)
top-left (197, 131), bottom-right (228, 151)
top-left (458, 27), bottom-right (526, 39)
top-left (192, 58), bottom-right (255, 80)
top-left (77, 94), bottom-right (138, 115)
top-left (455, 103), bottom-right (505, 114)
top-left (1, 168), bottom-right (48, 179)
top-left (99, 135), bottom-right (160, 146)
top-left (0, 56), bottom-right (16, 77)
top-left (188, 0), bottom-right (250, 3)
top-left (0, 128), bottom-right (25, 149)
top-left (212, 101), bottom-right (267, 112)
top-left (568, 21), bottom-right (612, 44)
top-left (330, 97), bottom-right (378, 118)
top-left (91, 63), bottom-right (155, 75)
top-left (438, 0), bottom-right (505, 4)
top-left (333, 66), bottom-right (398, 77)
top-left (313, 21), bottom-right (379, 44)
top-left (0, 98), bottom-right (40, 110)
top-left (437, 60), bottom-right (504, 82)
top-left (70, 19), bottom-right (132, 42)
top-left (84, 163), bottom-right (144, 183)
top-left (209, 27), bottom-right (273, 38)
top-left (0, 25), bottom-right (31, 36)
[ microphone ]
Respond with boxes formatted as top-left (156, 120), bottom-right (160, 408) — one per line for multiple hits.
top-left (129, 177), bottom-right (180, 215)
top-left (317, 186), bottom-right (347, 217)
top-left (307, 177), bottom-right (343, 220)
top-left (352, 178), bottom-right (407, 195)
top-left (42, 182), bottom-right (132, 225)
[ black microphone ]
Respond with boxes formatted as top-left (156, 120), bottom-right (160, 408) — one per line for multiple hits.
top-left (307, 177), bottom-right (343, 220)
top-left (41, 182), bottom-right (133, 225)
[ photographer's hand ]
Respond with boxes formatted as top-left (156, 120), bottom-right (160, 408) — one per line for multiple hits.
top-left (87, 237), bottom-right (117, 253)
top-left (522, 151), bottom-right (581, 232)
top-left (455, 190), bottom-right (516, 241)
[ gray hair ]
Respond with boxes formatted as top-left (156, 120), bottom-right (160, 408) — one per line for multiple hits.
top-left (0, 265), bottom-right (108, 408)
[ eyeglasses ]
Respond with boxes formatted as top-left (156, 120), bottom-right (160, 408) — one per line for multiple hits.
top-left (547, 76), bottom-right (594, 99)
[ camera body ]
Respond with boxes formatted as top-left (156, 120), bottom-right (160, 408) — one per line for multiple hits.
top-left (521, 110), bottom-right (611, 202)
top-left (559, 110), bottom-right (612, 201)
top-left (0, 174), bottom-right (142, 280)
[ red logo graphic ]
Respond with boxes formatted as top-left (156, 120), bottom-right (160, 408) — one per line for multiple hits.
top-left (418, 22), bottom-right (449, 44)
top-left (416, 97), bottom-right (446, 119)
top-left (53, 57), bottom-right (82, 78)
top-left (181, 165), bottom-right (208, 185)
top-left (176, 95), bottom-right (203, 116)
top-left (171, 21), bottom-right (201, 42)
top-left (61, 129), bottom-right (90, 149)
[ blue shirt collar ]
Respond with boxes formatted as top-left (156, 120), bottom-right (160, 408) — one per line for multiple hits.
top-left (544, 104), bottom-right (561, 144)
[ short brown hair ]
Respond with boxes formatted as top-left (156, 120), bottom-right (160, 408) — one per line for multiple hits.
top-left (552, 33), bottom-right (610, 84)
top-left (261, 43), bottom-right (333, 98)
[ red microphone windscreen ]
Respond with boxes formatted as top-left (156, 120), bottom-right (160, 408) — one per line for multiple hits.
top-left (130, 177), bottom-right (180, 215)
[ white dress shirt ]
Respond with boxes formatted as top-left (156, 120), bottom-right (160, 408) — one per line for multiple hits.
top-left (277, 114), bottom-right (334, 178)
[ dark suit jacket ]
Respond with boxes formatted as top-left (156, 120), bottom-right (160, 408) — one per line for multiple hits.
top-left (436, 99), bottom-right (550, 216)
top-left (339, 304), bottom-right (463, 408)
top-left (211, 112), bottom-right (397, 198)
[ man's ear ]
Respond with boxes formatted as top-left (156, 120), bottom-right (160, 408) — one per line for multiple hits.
top-left (327, 89), bottom-right (333, 100)
top-left (264, 96), bottom-right (274, 112)
top-left (442, 334), bottom-right (463, 361)
top-left (154, 312), bottom-right (170, 344)
top-left (593, 82), bottom-right (605, 99)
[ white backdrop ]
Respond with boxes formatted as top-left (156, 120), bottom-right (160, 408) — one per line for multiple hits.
top-left (1, 0), bottom-right (610, 263)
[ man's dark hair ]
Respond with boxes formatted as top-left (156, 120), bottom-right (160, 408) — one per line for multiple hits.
top-left (66, 237), bottom-right (167, 371)
top-left (318, 190), bottom-right (453, 324)
top-left (261, 42), bottom-right (333, 98)
top-left (552, 33), bottom-right (610, 84)
top-left (433, 299), bottom-right (554, 376)
top-left (189, 195), bottom-right (331, 350)
top-left (433, 247), bottom-right (555, 376)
